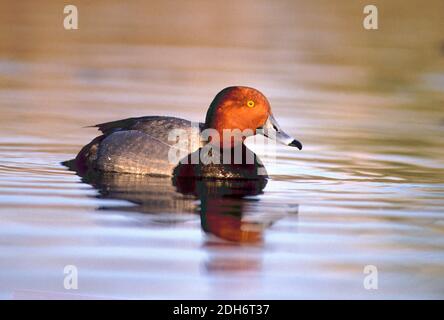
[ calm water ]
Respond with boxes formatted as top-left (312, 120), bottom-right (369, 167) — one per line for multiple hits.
top-left (1, 0), bottom-right (444, 299)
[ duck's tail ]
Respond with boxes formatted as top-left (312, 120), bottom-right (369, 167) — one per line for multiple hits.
top-left (61, 135), bottom-right (105, 175)
top-left (61, 159), bottom-right (76, 170)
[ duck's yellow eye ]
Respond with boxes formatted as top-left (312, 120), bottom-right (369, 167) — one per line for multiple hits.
top-left (247, 100), bottom-right (255, 108)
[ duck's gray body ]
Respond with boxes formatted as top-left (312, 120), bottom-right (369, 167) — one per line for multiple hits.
top-left (69, 116), bottom-right (267, 179)
top-left (75, 116), bottom-right (202, 176)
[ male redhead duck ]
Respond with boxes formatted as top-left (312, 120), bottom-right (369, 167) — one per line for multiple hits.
top-left (65, 86), bottom-right (302, 179)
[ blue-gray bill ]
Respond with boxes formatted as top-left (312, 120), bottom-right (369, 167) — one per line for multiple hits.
top-left (260, 114), bottom-right (303, 150)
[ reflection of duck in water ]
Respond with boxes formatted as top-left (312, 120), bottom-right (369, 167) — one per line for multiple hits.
top-left (63, 86), bottom-right (302, 179)
top-left (79, 171), bottom-right (290, 244)
top-left (176, 177), bottom-right (270, 243)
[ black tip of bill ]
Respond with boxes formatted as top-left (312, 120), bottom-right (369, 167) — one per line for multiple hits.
top-left (289, 139), bottom-right (303, 150)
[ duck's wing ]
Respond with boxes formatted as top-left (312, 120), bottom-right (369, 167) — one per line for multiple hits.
top-left (95, 130), bottom-right (180, 176)
top-left (73, 116), bottom-right (205, 175)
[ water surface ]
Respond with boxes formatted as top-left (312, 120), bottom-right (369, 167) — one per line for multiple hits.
top-left (0, 0), bottom-right (444, 299)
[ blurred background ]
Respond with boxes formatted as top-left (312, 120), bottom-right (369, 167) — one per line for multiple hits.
top-left (0, 0), bottom-right (443, 299)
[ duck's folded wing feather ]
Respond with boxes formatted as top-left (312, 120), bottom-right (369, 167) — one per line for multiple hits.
top-left (95, 130), bottom-right (178, 176)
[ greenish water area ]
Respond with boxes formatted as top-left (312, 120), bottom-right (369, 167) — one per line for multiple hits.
top-left (0, 0), bottom-right (443, 298)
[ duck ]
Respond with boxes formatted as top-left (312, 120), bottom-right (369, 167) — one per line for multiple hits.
top-left (64, 86), bottom-right (302, 179)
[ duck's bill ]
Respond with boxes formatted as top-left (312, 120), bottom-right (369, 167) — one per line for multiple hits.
top-left (259, 114), bottom-right (303, 150)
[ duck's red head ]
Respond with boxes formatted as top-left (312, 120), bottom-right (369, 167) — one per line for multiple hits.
top-left (204, 86), bottom-right (302, 150)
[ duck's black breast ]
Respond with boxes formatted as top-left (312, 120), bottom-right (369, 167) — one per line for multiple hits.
top-left (173, 143), bottom-right (268, 179)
